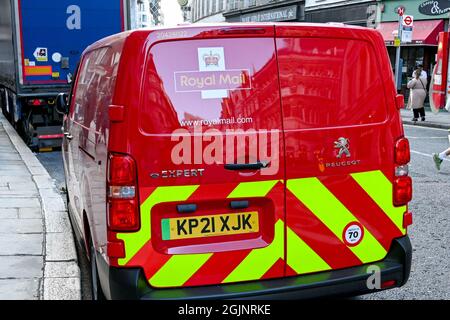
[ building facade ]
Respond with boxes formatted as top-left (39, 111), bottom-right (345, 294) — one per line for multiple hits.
top-left (129, 0), bottom-right (163, 28)
top-left (305, 0), bottom-right (378, 27)
top-left (224, 0), bottom-right (305, 23)
top-left (190, 0), bottom-right (227, 23)
top-left (377, 0), bottom-right (449, 93)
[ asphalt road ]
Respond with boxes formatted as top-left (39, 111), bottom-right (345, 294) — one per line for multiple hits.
top-left (36, 124), bottom-right (450, 300)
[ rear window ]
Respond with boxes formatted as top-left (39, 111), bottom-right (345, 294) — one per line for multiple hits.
top-left (277, 37), bottom-right (388, 129)
top-left (140, 37), bottom-right (281, 134)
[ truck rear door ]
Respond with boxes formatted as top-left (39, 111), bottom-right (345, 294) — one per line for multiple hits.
top-left (117, 26), bottom-right (288, 288)
top-left (16, 0), bottom-right (125, 86)
top-left (275, 25), bottom-right (407, 275)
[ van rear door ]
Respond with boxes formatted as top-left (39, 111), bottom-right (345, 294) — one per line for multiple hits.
top-left (275, 25), bottom-right (407, 275)
top-left (119, 27), bottom-right (287, 288)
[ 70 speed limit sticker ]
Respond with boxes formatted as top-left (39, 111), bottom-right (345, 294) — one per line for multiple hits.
top-left (342, 222), bottom-right (364, 246)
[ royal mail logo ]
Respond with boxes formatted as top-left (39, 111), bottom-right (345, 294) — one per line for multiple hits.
top-left (198, 47), bottom-right (225, 71)
top-left (174, 70), bottom-right (251, 92)
top-left (203, 51), bottom-right (220, 67)
top-left (173, 47), bottom-right (252, 99)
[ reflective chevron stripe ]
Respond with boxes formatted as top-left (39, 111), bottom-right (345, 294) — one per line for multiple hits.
top-left (222, 220), bottom-right (284, 283)
top-left (287, 178), bottom-right (387, 263)
top-left (286, 226), bottom-right (331, 274)
top-left (117, 185), bottom-right (199, 266)
top-left (150, 252), bottom-right (213, 287)
top-left (227, 180), bottom-right (279, 198)
top-left (351, 171), bottom-right (406, 234)
top-left (116, 170), bottom-right (404, 288)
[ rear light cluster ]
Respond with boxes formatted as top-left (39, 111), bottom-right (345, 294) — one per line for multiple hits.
top-left (393, 137), bottom-right (413, 228)
top-left (27, 99), bottom-right (46, 106)
top-left (107, 153), bottom-right (140, 232)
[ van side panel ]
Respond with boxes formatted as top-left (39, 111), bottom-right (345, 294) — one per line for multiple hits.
top-left (68, 37), bottom-right (126, 255)
top-left (275, 26), bottom-right (407, 276)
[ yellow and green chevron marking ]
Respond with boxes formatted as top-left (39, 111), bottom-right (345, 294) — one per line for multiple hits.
top-left (115, 170), bottom-right (405, 288)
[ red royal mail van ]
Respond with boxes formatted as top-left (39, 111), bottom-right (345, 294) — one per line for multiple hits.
top-left (57, 23), bottom-right (413, 300)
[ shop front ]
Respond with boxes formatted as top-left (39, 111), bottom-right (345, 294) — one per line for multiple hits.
top-left (377, 0), bottom-right (449, 95)
top-left (224, 0), bottom-right (305, 23)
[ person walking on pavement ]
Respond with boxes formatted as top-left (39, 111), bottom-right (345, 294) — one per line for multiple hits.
top-left (407, 68), bottom-right (428, 122)
top-left (411, 64), bottom-right (427, 79)
top-left (433, 148), bottom-right (450, 170)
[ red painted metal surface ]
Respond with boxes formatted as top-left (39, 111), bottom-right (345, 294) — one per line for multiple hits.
top-left (62, 23), bottom-right (407, 289)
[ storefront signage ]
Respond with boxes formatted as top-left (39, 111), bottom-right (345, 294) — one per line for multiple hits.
top-left (240, 5), bottom-right (298, 23)
top-left (419, 0), bottom-right (450, 16)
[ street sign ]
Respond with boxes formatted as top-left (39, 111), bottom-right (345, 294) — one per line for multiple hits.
top-left (402, 15), bottom-right (414, 26)
top-left (394, 37), bottom-right (401, 47)
top-left (396, 6), bottom-right (405, 16)
top-left (402, 26), bottom-right (413, 43)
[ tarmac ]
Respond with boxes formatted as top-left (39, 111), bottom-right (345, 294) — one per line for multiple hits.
top-left (0, 113), bottom-right (80, 300)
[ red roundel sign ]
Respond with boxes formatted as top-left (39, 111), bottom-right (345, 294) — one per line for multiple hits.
top-left (403, 15), bottom-right (413, 26)
top-left (342, 222), bottom-right (364, 246)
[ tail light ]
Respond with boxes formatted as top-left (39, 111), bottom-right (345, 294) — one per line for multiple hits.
top-left (395, 138), bottom-right (410, 165)
top-left (107, 153), bottom-right (140, 231)
top-left (393, 176), bottom-right (412, 206)
top-left (394, 137), bottom-right (413, 209)
top-left (28, 99), bottom-right (45, 106)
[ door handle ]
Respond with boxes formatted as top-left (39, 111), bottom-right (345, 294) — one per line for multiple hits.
top-left (224, 161), bottom-right (269, 171)
top-left (64, 132), bottom-right (73, 140)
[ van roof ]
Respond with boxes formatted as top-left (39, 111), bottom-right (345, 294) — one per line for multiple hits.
top-left (84, 22), bottom-right (382, 54)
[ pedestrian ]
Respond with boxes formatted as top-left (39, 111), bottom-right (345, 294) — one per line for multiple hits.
top-left (433, 148), bottom-right (450, 170)
top-left (407, 68), bottom-right (428, 122)
top-left (411, 64), bottom-right (427, 79)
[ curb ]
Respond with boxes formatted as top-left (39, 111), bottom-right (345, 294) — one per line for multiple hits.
top-left (402, 120), bottom-right (450, 130)
top-left (0, 114), bottom-right (81, 300)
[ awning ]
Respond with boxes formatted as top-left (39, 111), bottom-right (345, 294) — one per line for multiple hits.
top-left (377, 19), bottom-right (444, 46)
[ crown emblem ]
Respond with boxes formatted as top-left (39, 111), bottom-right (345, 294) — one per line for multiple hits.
top-left (203, 51), bottom-right (220, 67)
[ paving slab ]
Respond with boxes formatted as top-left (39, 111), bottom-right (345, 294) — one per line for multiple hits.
top-left (45, 233), bottom-right (77, 261)
top-left (0, 256), bottom-right (43, 278)
top-left (0, 211), bottom-right (18, 219)
top-left (0, 219), bottom-right (43, 234)
top-left (18, 207), bottom-right (42, 219)
top-left (0, 234), bottom-right (43, 255)
top-left (0, 197), bottom-right (40, 208)
top-left (0, 279), bottom-right (40, 300)
top-left (42, 196), bottom-right (66, 213)
top-left (44, 262), bottom-right (80, 278)
top-left (43, 277), bottom-right (81, 300)
top-left (44, 211), bottom-right (72, 234)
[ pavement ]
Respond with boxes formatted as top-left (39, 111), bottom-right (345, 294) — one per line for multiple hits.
top-left (401, 108), bottom-right (450, 130)
top-left (0, 113), bottom-right (80, 300)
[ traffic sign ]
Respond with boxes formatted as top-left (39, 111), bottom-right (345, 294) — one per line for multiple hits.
top-left (402, 26), bottom-right (413, 43)
top-left (402, 15), bottom-right (414, 26)
top-left (396, 6), bottom-right (405, 16)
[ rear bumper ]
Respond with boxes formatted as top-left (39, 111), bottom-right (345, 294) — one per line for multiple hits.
top-left (97, 236), bottom-right (412, 300)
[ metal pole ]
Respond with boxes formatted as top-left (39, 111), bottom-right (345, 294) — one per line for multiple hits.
top-left (394, 14), bottom-right (402, 91)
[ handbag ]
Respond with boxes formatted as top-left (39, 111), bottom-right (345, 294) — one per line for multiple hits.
top-left (406, 89), bottom-right (412, 110)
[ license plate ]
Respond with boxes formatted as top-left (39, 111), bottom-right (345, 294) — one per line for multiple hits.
top-left (161, 212), bottom-right (259, 240)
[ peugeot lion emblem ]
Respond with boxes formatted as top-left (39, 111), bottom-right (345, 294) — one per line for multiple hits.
top-left (334, 137), bottom-right (350, 158)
